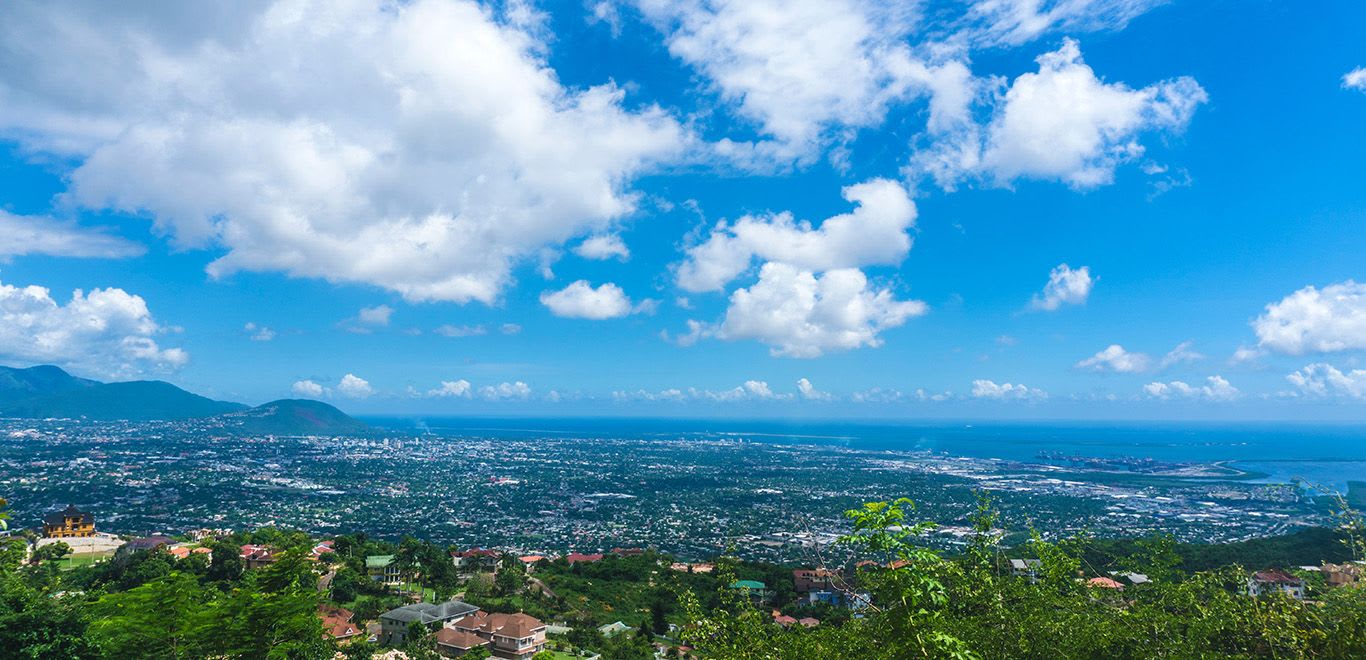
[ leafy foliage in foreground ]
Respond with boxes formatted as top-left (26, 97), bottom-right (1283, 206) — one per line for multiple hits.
top-left (680, 494), bottom-right (1366, 659)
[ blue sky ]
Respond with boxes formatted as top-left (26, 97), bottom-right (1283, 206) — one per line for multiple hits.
top-left (0, 0), bottom-right (1363, 419)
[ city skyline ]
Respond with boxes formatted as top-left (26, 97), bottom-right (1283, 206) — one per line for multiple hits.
top-left (0, 0), bottom-right (1363, 419)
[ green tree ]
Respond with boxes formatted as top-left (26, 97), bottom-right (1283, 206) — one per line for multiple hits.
top-left (87, 571), bottom-right (209, 659)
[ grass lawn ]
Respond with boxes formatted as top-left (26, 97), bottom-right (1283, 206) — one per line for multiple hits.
top-left (394, 582), bottom-right (437, 601)
top-left (58, 553), bottom-right (111, 570)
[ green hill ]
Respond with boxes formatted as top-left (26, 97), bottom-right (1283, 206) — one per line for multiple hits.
top-left (0, 365), bottom-right (96, 404)
top-left (214, 399), bottom-right (370, 435)
top-left (0, 379), bottom-right (247, 421)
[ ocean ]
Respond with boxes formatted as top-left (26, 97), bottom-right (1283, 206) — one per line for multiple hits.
top-left (361, 416), bottom-right (1366, 491)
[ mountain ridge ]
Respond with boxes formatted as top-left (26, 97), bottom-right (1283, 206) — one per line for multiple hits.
top-left (0, 365), bottom-right (369, 434)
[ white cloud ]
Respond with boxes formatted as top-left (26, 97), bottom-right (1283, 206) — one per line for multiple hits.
top-left (500, 323), bottom-right (523, 335)
top-left (1030, 263), bottom-right (1093, 311)
top-left (633, 0), bottom-right (922, 164)
top-left (1252, 281), bottom-right (1366, 354)
top-left (1284, 363), bottom-right (1366, 400)
top-left (0, 278), bottom-right (187, 378)
top-left (917, 38), bottom-right (1206, 190)
top-left (971, 379), bottom-right (1047, 400)
top-left (435, 324), bottom-right (487, 338)
top-left (743, 380), bottom-right (778, 399)
top-left (480, 381), bottom-right (532, 400)
top-left (358, 305), bottom-right (393, 326)
top-left (0, 0), bottom-right (684, 304)
top-left (427, 379), bottom-right (472, 398)
top-left (0, 211), bottom-right (144, 260)
top-left (337, 373), bottom-right (374, 399)
top-left (1158, 340), bottom-right (1204, 368)
top-left (796, 377), bottom-right (832, 401)
top-left (1229, 345), bottom-right (1265, 365)
top-left (573, 234), bottom-right (631, 261)
top-left (1344, 67), bottom-right (1366, 92)
top-left (291, 379), bottom-right (325, 397)
top-left (852, 387), bottom-right (904, 403)
top-left (540, 280), bottom-right (636, 319)
top-left (1076, 344), bottom-right (1150, 372)
top-left (1075, 341), bottom-right (1200, 374)
top-left (677, 179), bottom-right (916, 293)
top-left (718, 263), bottom-right (927, 358)
top-left (244, 322), bottom-right (276, 342)
top-left (1142, 375), bottom-right (1238, 401)
top-left (966, 0), bottom-right (1170, 47)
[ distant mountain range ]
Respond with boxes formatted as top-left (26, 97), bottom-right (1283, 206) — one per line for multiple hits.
top-left (0, 365), bottom-right (369, 434)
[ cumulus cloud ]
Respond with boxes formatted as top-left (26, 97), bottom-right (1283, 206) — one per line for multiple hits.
top-left (244, 322), bottom-right (276, 342)
top-left (1030, 263), bottom-right (1093, 311)
top-left (337, 373), bottom-right (374, 398)
top-left (1143, 375), bottom-right (1238, 401)
top-left (500, 323), bottom-right (523, 335)
top-left (1284, 363), bottom-right (1366, 400)
top-left (0, 211), bottom-right (144, 260)
top-left (916, 38), bottom-right (1206, 190)
top-left (1344, 67), bottom-right (1366, 92)
top-left (718, 263), bottom-right (927, 358)
top-left (971, 379), bottom-right (1047, 400)
top-left (677, 179), bottom-right (916, 293)
top-left (633, 0), bottom-right (922, 164)
top-left (540, 280), bottom-right (637, 319)
top-left (573, 234), bottom-right (631, 261)
top-left (1251, 281), bottom-right (1366, 354)
top-left (0, 0), bottom-right (684, 304)
top-left (0, 278), bottom-right (187, 378)
top-left (291, 379), bottom-right (325, 397)
top-left (1076, 344), bottom-right (1150, 373)
top-left (427, 379), bottom-right (472, 398)
top-left (480, 381), bottom-right (532, 400)
top-left (358, 305), bottom-right (393, 326)
top-left (796, 377), bottom-right (833, 401)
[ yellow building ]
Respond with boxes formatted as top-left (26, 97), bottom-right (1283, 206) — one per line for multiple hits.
top-left (43, 504), bottom-right (94, 538)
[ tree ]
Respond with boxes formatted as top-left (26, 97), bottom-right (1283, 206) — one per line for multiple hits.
top-left (650, 597), bottom-right (669, 635)
top-left (87, 571), bottom-right (208, 659)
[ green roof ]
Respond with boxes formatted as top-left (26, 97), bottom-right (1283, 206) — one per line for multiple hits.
top-left (730, 580), bottom-right (766, 590)
top-left (366, 554), bottom-right (394, 568)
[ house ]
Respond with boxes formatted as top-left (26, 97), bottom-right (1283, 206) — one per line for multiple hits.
top-left (730, 580), bottom-right (769, 602)
top-left (1113, 572), bottom-right (1150, 586)
top-left (772, 611), bottom-right (798, 626)
top-left (1087, 576), bottom-right (1125, 590)
top-left (378, 600), bottom-right (480, 646)
top-left (367, 554), bottom-right (403, 585)
top-left (1248, 569), bottom-right (1306, 600)
top-left (320, 605), bottom-right (362, 642)
top-left (1009, 558), bottom-right (1041, 582)
top-left (808, 589), bottom-right (871, 610)
top-left (598, 621), bottom-right (630, 637)
top-left (241, 544), bottom-right (278, 570)
top-left (565, 552), bottom-right (604, 565)
top-left (798, 617), bottom-right (820, 628)
top-left (123, 536), bottom-right (175, 554)
top-left (311, 540), bottom-right (336, 562)
top-left (43, 505), bottom-right (95, 538)
top-left (517, 555), bottom-right (547, 572)
top-left (793, 568), bottom-right (839, 593)
top-left (451, 548), bottom-right (501, 571)
top-left (1322, 562), bottom-right (1363, 588)
top-left (611, 547), bottom-right (644, 557)
top-left (449, 611), bottom-right (548, 659)
top-left (435, 628), bottom-right (488, 657)
top-left (168, 545), bottom-right (212, 561)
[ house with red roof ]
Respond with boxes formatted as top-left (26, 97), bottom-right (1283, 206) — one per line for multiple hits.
top-left (448, 611), bottom-right (548, 659)
top-left (1248, 569), bottom-right (1306, 600)
top-left (565, 552), bottom-right (604, 565)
